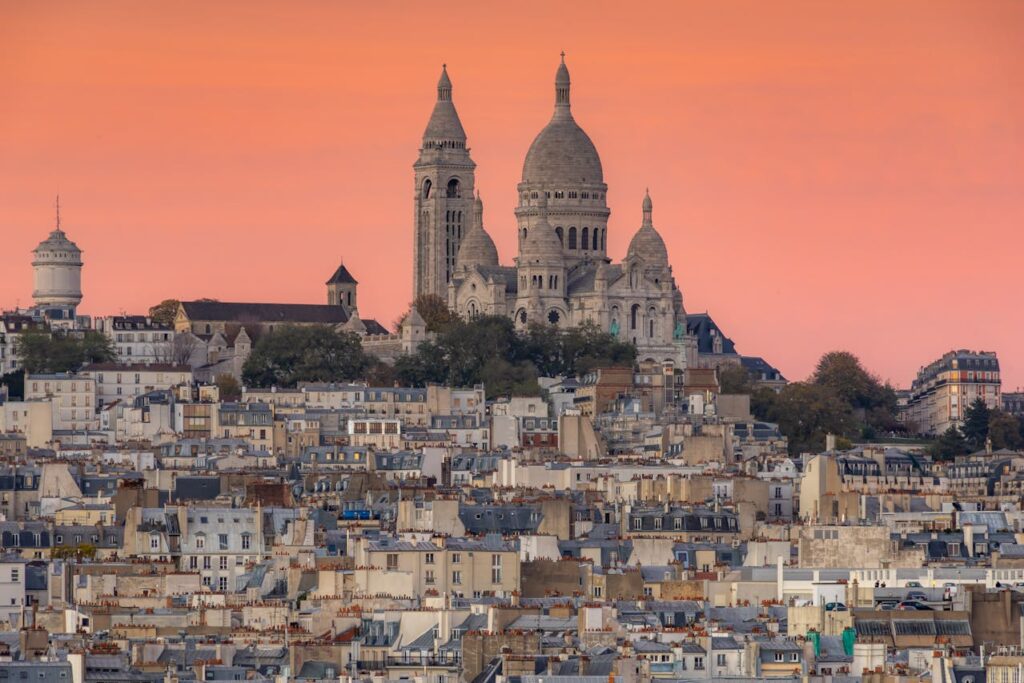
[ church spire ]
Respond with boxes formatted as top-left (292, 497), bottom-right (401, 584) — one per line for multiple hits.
top-left (642, 188), bottom-right (652, 226)
top-left (421, 63), bottom-right (467, 145)
top-left (437, 63), bottom-right (452, 101)
top-left (555, 52), bottom-right (571, 111)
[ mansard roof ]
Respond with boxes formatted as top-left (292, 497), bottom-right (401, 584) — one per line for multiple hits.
top-left (180, 300), bottom-right (350, 325)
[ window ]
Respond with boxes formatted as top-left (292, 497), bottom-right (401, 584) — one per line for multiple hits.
top-left (717, 654), bottom-right (727, 667)
top-left (451, 553), bottom-right (461, 564)
top-left (220, 556), bottom-right (228, 570)
top-left (218, 577), bottom-right (227, 591)
top-left (425, 570), bottom-right (435, 585)
top-left (452, 571), bottom-right (462, 585)
top-left (386, 554), bottom-right (399, 571)
top-left (150, 535), bottom-right (160, 550)
top-left (189, 557), bottom-right (198, 569)
top-left (195, 535), bottom-right (205, 549)
top-left (654, 518), bottom-right (662, 530)
top-left (632, 518), bottom-right (642, 530)
top-left (203, 557), bottom-right (211, 569)
top-left (11, 568), bottom-right (19, 582)
top-left (774, 652), bottom-right (784, 662)
top-left (219, 534), bottom-right (228, 550)
top-left (694, 657), bottom-right (704, 670)
top-left (674, 517), bottom-right (682, 530)
top-left (425, 552), bottom-right (435, 564)
top-left (491, 554), bottom-right (502, 583)
top-left (241, 534), bottom-right (251, 550)
top-left (790, 653), bottom-right (799, 662)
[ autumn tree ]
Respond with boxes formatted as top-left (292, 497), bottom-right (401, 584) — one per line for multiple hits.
top-left (148, 299), bottom-right (180, 326)
top-left (214, 373), bottom-right (242, 401)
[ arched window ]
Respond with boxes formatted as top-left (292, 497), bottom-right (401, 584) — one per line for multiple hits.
top-left (568, 227), bottom-right (577, 249)
top-left (522, 228), bottom-right (528, 241)
top-left (446, 178), bottom-right (461, 198)
top-left (422, 179), bottom-right (432, 199)
top-left (518, 310), bottom-right (527, 324)
top-left (468, 302), bottom-right (478, 318)
top-left (601, 229), bottom-right (606, 250)
top-left (555, 226), bottom-right (564, 245)
top-left (548, 310), bottom-right (560, 325)
top-left (581, 227), bottom-right (589, 251)
top-left (630, 304), bottom-right (640, 330)
top-left (593, 228), bottom-right (600, 251)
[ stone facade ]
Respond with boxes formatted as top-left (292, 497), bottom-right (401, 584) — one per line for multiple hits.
top-left (416, 58), bottom-right (696, 367)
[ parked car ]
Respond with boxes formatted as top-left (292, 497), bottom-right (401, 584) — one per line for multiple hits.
top-left (897, 600), bottom-right (933, 611)
top-left (876, 601), bottom-right (899, 611)
top-left (825, 602), bottom-right (848, 612)
top-left (906, 591), bottom-right (928, 602)
top-left (906, 581), bottom-right (923, 588)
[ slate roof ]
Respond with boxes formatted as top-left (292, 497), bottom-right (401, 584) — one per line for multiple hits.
top-left (686, 313), bottom-right (737, 355)
top-left (180, 300), bottom-right (350, 325)
top-left (325, 264), bottom-right (358, 284)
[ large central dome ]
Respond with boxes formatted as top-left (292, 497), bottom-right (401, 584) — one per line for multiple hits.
top-left (521, 56), bottom-right (603, 185)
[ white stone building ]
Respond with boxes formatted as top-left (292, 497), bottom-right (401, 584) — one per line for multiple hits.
top-left (416, 57), bottom-right (695, 367)
top-left (81, 362), bottom-right (193, 409)
top-left (25, 373), bottom-right (98, 432)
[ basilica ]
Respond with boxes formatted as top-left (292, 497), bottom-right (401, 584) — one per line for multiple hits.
top-left (412, 57), bottom-right (695, 367)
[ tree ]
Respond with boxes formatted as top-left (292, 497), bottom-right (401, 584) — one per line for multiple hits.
top-left (166, 333), bottom-right (201, 366)
top-left (148, 299), bottom-right (180, 326)
top-left (988, 410), bottom-right (1022, 451)
top-left (719, 363), bottom-right (753, 394)
top-left (962, 397), bottom-right (991, 450)
top-left (14, 330), bottom-right (116, 374)
top-left (929, 425), bottom-right (968, 461)
top-left (214, 373), bottom-right (242, 402)
top-left (242, 325), bottom-right (368, 387)
top-left (811, 350), bottom-right (900, 435)
top-left (752, 382), bottom-right (854, 455)
top-left (395, 293), bottom-right (459, 334)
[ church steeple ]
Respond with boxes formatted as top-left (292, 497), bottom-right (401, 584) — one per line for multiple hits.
top-left (422, 64), bottom-right (467, 148)
top-left (413, 64), bottom-right (476, 300)
top-left (555, 51), bottom-right (571, 111)
top-left (437, 64), bottom-right (452, 101)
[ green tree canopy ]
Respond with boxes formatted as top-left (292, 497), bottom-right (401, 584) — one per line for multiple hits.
top-left (392, 316), bottom-right (635, 397)
top-left (241, 325), bottom-right (369, 388)
top-left (14, 330), bottom-right (116, 374)
top-left (719, 363), bottom-right (754, 394)
top-left (962, 397), bottom-right (991, 450)
top-left (988, 410), bottom-right (1022, 451)
top-left (752, 382), bottom-right (854, 455)
top-left (929, 425), bottom-right (969, 461)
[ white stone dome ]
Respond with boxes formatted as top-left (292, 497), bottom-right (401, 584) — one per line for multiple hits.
top-left (521, 56), bottom-right (603, 185)
top-left (457, 193), bottom-right (499, 268)
top-left (626, 191), bottom-right (669, 266)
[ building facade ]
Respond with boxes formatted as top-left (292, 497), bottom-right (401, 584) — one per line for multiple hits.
top-left (904, 350), bottom-right (1001, 435)
top-left (415, 58), bottom-right (694, 367)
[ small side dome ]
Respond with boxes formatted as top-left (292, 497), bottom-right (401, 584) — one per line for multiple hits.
top-left (457, 192), bottom-right (499, 269)
top-left (520, 195), bottom-right (564, 262)
top-left (626, 190), bottom-right (669, 266)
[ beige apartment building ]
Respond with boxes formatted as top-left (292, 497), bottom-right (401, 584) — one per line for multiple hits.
top-left (25, 373), bottom-right (98, 432)
top-left (903, 349), bottom-right (1000, 435)
top-left (354, 536), bottom-right (520, 599)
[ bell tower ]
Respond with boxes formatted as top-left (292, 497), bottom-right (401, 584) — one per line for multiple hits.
top-left (413, 65), bottom-right (476, 300)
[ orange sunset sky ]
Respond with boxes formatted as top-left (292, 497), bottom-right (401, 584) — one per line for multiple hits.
top-left (1, 1), bottom-right (1022, 389)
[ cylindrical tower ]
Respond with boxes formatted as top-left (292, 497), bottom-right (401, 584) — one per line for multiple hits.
top-left (32, 198), bottom-right (83, 309)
